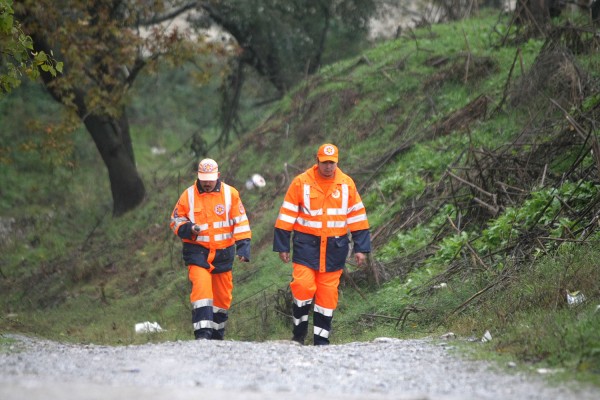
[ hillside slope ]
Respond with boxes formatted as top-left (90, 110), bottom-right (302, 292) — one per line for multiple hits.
top-left (1, 10), bottom-right (599, 385)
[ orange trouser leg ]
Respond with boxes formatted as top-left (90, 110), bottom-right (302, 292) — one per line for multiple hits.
top-left (289, 264), bottom-right (342, 345)
top-left (313, 268), bottom-right (342, 345)
top-left (211, 271), bottom-right (233, 340)
top-left (188, 265), bottom-right (214, 339)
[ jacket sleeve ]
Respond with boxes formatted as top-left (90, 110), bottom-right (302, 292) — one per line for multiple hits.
top-left (230, 188), bottom-right (252, 242)
top-left (274, 178), bottom-right (301, 231)
top-left (273, 227), bottom-right (292, 252)
top-left (351, 229), bottom-right (371, 254)
top-left (236, 238), bottom-right (251, 261)
top-left (170, 191), bottom-right (195, 240)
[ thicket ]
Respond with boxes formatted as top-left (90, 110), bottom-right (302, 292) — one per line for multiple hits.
top-left (1, 7), bottom-right (599, 386)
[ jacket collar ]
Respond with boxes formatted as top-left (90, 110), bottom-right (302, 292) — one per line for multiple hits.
top-left (196, 179), bottom-right (221, 193)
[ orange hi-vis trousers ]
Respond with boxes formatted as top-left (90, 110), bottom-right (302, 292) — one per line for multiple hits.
top-left (188, 265), bottom-right (233, 340)
top-left (289, 263), bottom-right (343, 345)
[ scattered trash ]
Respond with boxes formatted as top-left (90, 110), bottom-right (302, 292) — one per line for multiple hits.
top-left (440, 332), bottom-right (456, 340)
top-left (481, 330), bottom-right (492, 342)
top-left (566, 290), bottom-right (586, 307)
top-left (135, 321), bottom-right (164, 333)
top-left (536, 367), bottom-right (564, 374)
top-left (595, 305), bottom-right (600, 313)
top-left (150, 146), bottom-right (166, 156)
top-left (507, 361), bottom-right (517, 368)
top-left (433, 282), bottom-right (447, 289)
top-left (245, 173), bottom-right (266, 190)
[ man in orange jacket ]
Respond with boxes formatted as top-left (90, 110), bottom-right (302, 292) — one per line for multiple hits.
top-left (273, 143), bottom-right (371, 345)
top-left (171, 158), bottom-right (251, 340)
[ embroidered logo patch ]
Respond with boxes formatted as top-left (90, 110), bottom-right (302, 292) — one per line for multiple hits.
top-left (332, 189), bottom-right (341, 199)
top-left (324, 145), bottom-right (336, 156)
top-left (239, 203), bottom-right (245, 214)
top-left (215, 204), bottom-right (226, 215)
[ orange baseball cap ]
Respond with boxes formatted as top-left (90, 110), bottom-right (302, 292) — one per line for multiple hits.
top-left (317, 143), bottom-right (338, 163)
top-left (197, 158), bottom-right (219, 181)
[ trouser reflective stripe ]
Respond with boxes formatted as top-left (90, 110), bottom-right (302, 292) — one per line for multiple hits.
top-left (313, 303), bottom-right (334, 345)
top-left (292, 297), bottom-right (313, 339)
top-left (188, 265), bottom-right (233, 339)
top-left (211, 306), bottom-right (228, 340)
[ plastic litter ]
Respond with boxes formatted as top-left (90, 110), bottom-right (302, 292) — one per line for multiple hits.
top-left (245, 173), bottom-right (266, 190)
top-left (566, 290), bottom-right (585, 307)
top-left (135, 321), bottom-right (164, 333)
top-left (481, 330), bottom-right (492, 342)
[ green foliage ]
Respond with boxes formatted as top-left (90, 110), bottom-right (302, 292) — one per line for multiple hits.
top-left (0, 0), bottom-right (62, 93)
top-left (1, 9), bottom-right (600, 388)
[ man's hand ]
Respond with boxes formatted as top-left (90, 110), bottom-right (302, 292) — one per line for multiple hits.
top-left (192, 224), bottom-right (201, 234)
top-left (237, 255), bottom-right (249, 262)
top-left (279, 252), bottom-right (290, 263)
top-left (355, 252), bottom-right (366, 267)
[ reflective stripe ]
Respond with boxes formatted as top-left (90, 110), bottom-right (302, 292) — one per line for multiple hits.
top-left (214, 233), bottom-right (233, 241)
top-left (282, 201), bottom-right (299, 212)
top-left (196, 236), bottom-right (210, 242)
top-left (303, 184), bottom-right (311, 210)
top-left (187, 187), bottom-right (196, 224)
top-left (232, 214), bottom-right (248, 224)
top-left (213, 306), bottom-right (228, 314)
top-left (314, 326), bottom-right (330, 338)
top-left (193, 321), bottom-right (212, 329)
top-left (233, 225), bottom-right (251, 234)
top-left (302, 205), bottom-right (323, 216)
top-left (327, 220), bottom-right (347, 228)
top-left (293, 297), bottom-right (313, 307)
top-left (347, 201), bottom-right (365, 213)
top-left (278, 214), bottom-right (297, 224)
top-left (297, 218), bottom-right (322, 229)
top-left (348, 214), bottom-right (368, 224)
top-left (192, 299), bottom-right (213, 308)
top-left (211, 321), bottom-right (226, 330)
top-left (327, 208), bottom-right (346, 215)
top-left (213, 220), bottom-right (232, 228)
top-left (197, 223), bottom-right (209, 231)
top-left (223, 184), bottom-right (232, 222)
top-left (314, 304), bottom-right (334, 317)
top-left (293, 315), bottom-right (309, 326)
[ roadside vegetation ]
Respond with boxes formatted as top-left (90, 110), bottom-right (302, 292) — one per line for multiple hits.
top-left (1, 7), bottom-right (599, 388)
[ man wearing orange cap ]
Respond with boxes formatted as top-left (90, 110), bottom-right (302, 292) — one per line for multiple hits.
top-left (273, 144), bottom-right (371, 345)
top-left (171, 158), bottom-right (251, 340)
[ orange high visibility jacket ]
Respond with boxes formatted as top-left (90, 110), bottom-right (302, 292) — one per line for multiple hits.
top-left (171, 180), bottom-right (251, 273)
top-left (273, 165), bottom-right (371, 272)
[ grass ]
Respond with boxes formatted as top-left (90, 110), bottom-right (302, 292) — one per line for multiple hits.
top-left (1, 8), bottom-right (599, 388)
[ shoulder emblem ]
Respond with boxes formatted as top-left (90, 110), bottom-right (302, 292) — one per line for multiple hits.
top-left (214, 204), bottom-right (226, 215)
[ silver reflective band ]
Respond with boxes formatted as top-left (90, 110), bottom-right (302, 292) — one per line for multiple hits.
top-left (314, 304), bottom-right (334, 317)
top-left (314, 326), bottom-right (330, 338)
top-left (293, 315), bottom-right (309, 326)
top-left (192, 299), bottom-right (213, 308)
top-left (327, 220), bottom-right (347, 228)
top-left (193, 320), bottom-right (212, 329)
top-left (293, 297), bottom-right (313, 307)
top-left (278, 214), bottom-right (297, 224)
top-left (282, 201), bottom-right (299, 212)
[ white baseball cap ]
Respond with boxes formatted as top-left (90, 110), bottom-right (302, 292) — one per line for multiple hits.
top-left (197, 158), bottom-right (219, 181)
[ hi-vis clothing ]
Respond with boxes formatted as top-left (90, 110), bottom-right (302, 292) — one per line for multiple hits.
top-left (171, 179), bottom-right (251, 273)
top-left (273, 165), bottom-right (371, 272)
top-left (171, 179), bottom-right (251, 339)
top-left (273, 164), bottom-right (371, 345)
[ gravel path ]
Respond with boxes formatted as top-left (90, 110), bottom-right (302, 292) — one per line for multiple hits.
top-left (1, 333), bottom-right (598, 400)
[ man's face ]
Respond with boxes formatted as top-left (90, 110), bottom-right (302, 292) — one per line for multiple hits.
top-left (317, 160), bottom-right (337, 179)
top-left (199, 180), bottom-right (218, 192)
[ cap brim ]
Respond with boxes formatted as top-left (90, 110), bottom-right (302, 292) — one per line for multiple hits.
top-left (198, 172), bottom-right (219, 181)
top-left (318, 156), bottom-right (338, 162)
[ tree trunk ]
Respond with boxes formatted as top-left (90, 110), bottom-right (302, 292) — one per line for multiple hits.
top-left (83, 112), bottom-right (146, 217)
top-left (25, 33), bottom-right (146, 217)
